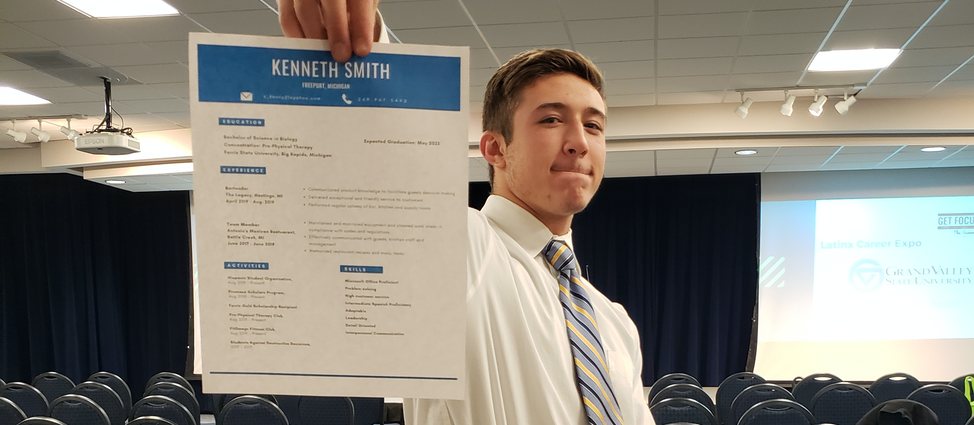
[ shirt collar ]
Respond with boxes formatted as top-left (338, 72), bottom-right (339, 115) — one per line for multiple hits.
top-left (481, 195), bottom-right (574, 257)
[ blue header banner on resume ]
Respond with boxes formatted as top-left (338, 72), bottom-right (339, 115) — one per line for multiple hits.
top-left (197, 44), bottom-right (461, 111)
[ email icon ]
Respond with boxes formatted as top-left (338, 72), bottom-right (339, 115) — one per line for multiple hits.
top-left (240, 91), bottom-right (253, 102)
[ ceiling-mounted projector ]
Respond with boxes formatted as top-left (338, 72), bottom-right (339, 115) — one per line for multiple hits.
top-left (75, 76), bottom-right (140, 155)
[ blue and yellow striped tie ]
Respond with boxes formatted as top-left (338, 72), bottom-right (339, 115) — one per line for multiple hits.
top-left (544, 239), bottom-right (624, 425)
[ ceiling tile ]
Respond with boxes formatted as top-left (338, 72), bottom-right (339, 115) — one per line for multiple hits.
top-left (152, 111), bottom-right (191, 127)
top-left (480, 22), bottom-right (570, 47)
top-left (604, 78), bottom-right (654, 96)
top-left (165, 0), bottom-right (267, 14)
top-left (888, 145), bottom-right (962, 161)
top-left (800, 70), bottom-right (875, 86)
top-left (825, 28), bottom-right (915, 50)
top-left (24, 86), bottom-right (99, 103)
top-left (837, 145), bottom-right (902, 154)
top-left (0, 54), bottom-right (34, 71)
top-left (599, 60), bottom-right (655, 80)
top-left (188, 10), bottom-right (281, 36)
top-left (659, 149), bottom-right (717, 160)
top-left (393, 26), bottom-right (485, 48)
top-left (0, 23), bottom-right (58, 49)
top-left (379, 0), bottom-right (470, 29)
top-left (871, 65), bottom-right (954, 84)
top-left (752, 1), bottom-right (847, 10)
top-left (873, 161), bottom-right (938, 169)
top-left (837, 2), bottom-right (941, 31)
top-left (567, 17), bottom-right (654, 44)
top-left (659, 13), bottom-right (748, 38)
top-left (111, 83), bottom-right (189, 101)
top-left (576, 40), bottom-right (655, 63)
top-left (729, 72), bottom-right (801, 89)
top-left (116, 98), bottom-right (189, 114)
top-left (469, 48), bottom-right (500, 69)
top-left (657, 37), bottom-right (740, 59)
top-left (658, 57), bottom-right (733, 77)
top-left (112, 64), bottom-right (189, 84)
top-left (0, 0), bottom-right (84, 21)
top-left (0, 69), bottom-right (74, 88)
top-left (858, 82), bottom-right (935, 98)
top-left (561, 0), bottom-right (654, 20)
top-left (470, 67), bottom-right (496, 87)
top-left (768, 156), bottom-right (830, 166)
top-left (16, 16), bottom-right (203, 46)
top-left (928, 0), bottom-right (974, 26)
top-left (660, 0), bottom-right (754, 15)
top-left (739, 33), bottom-right (827, 55)
top-left (733, 54), bottom-right (810, 74)
top-left (818, 162), bottom-right (879, 170)
top-left (463, 0), bottom-right (561, 25)
top-left (716, 147), bottom-right (777, 158)
top-left (910, 24), bottom-right (974, 49)
top-left (777, 146), bottom-right (841, 156)
top-left (747, 8), bottom-right (843, 35)
top-left (66, 43), bottom-right (182, 67)
top-left (895, 47), bottom-right (974, 68)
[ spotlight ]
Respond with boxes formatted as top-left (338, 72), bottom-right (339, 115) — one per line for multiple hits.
top-left (736, 97), bottom-right (754, 119)
top-left (735, 149), bottom-right (758, 156)
top-left (780, 94), bottom-right (797, 116)
top-left (834, 95), bottom-right (857, 115)
top-left (5, 128), bottom-right (27, 143)
top-left (59, 125), bottom-right (81, 140)
top-left (920, 146), bottom-right (946, 152)
top-left (30, 127), bottom-right (51, 143)
top-left (809, 95), bottom-right (828, 117)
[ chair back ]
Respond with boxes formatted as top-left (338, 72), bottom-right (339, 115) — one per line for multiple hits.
top-left (649, 373), bottom-right (703, 404)
top-left (793, 373), bottom-right (842, 408)
top-left (855, 399), bottom-right (939, 425)
top-left (908, 384), bottom-right (972, 425)
top-left (131, 395), bottom-right (195, 425)
top-left (739, 398), bottom-right (815, 425)
top-left (143, 374), bottom-right (194, 397)
top-left (49, 394), bottom-right (110, 425)
top-left (869, 373), bottom-right (921, 404)
top-left (0, 396), bottom-right (27, 425)
top-left (15, 418), bottom-right (68, 425)
top-left (650, 397), bottom-right (717, 425)
top-left (350, 398), bottom-right (384, 425)
top-left (218, 395), bottom-right (287, 425)
top-left (71, 381), bottom-right (126, 425)
top-left (32, 374), bottom-right (75, 407)
top-left (716, 372), bottom-right (765, 425)
top-left (811, 382), bottom-right (876, 425)
top-left (948, 374), bottom-right (974, 417)
top-left (298, 396), bottom-right (352, 425)
top-left (86, 373), bottom-right (131, 414)
top-left (215, 395), bottom-right (278, 416)
top-left (144, 383), bottom-right (199, 425)
top-left (0, 382), bottom-right (49, 417)
top-left (127, 417), bottom-right (177, 425)
top-left (731, 383), bottom-right (793, 425)
top-left (651, 383), bottom-right (716, 415)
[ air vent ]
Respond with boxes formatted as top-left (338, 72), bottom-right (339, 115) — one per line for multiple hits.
top-left (3, 50), bottom-right (141, 86)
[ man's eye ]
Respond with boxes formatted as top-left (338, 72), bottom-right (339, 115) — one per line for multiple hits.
top-left (540, 116), bottom-right (560, 124)
top-left (585, 122), bottom-right (604, 131)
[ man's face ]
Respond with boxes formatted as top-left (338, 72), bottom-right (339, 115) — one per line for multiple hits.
top-left (491, 73), bottom-right (606, 230)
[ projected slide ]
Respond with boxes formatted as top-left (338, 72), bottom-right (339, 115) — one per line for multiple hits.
top-left (756, 195), bottom-right (974, 380)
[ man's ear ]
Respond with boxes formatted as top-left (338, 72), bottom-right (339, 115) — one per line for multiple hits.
top-left (480, 131), bottom-right (506, 169)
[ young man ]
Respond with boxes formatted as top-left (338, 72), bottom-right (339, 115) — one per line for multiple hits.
top-left (279, 2), bottom-right (650, 424)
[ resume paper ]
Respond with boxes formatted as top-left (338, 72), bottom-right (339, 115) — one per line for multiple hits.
top-left (190, 33), bottom-right (468, 399)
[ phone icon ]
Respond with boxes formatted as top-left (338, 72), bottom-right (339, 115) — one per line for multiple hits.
top-left (341, 93), bottom-right (352, 105)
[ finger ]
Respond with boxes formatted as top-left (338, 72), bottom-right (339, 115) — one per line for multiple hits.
top-left (322, 0), bottom-right (351, 62)
top-left (294, 0), bottom-right (326, 39)
top-left (278, 0), bottom-right (304, 37)
top-left (348, 0), bottom-right (378, 57)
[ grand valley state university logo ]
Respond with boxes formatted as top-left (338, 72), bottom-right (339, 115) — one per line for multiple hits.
top-left (849, 259), bottom-right (884, 290)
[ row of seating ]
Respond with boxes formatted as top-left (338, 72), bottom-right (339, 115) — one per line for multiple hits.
top-left (1, 371), bottom-right (385, 425)
top-left (648, 371), bottom-right (974, 425)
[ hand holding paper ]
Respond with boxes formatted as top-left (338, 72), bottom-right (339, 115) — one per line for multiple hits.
top-left (278, 0), bottom-right (381, 62)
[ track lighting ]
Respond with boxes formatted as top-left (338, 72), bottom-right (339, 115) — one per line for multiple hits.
top-left (31, 127), bottom-right (51, 143)
top-left (6, 127), bottom-right (28, 143)
top-left (735, 96), bottom-right (754, 119)
top-left (780, 93), bottom-right (797, 116)
top-left (834, 94), bottom-right (857, 115)
top-left (808, 94), bottom-right (828, 117)
top-left (58, 121), bottom-right (81, 140)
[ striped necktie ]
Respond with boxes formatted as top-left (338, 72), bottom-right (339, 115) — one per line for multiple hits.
top-left (544, 239), bottom-right (624, 425)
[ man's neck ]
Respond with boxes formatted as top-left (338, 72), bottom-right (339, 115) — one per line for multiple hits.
top-left (491, 193), bottom-right (573, 235)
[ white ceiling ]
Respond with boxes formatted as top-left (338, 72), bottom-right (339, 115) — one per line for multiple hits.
top-left (2, 0), bottom-right (974, 188)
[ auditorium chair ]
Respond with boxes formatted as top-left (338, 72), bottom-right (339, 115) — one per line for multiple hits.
top-left (131, 395), bottom-right (195, 425)
top-left (350, 398), bottom-right (384, 425)
top-left (15, 418), bottom-right (68, 425)
top-left (144, 383), bottom-right (199, 425)
top-left (650, 397), bottom-right (717, 425)
top-left (298, 396), bottom-right (353, 425)
top-left (31, 373), bottom-right (74, 407)
top-left (217, 395), bottom-right (287, 425)
top-left (856, 399), bottom-right (938, 425)
top-left (71, 381), bottom-right (126, 425)
top-left (650, 383), bottom-right (717, 416)
top-left (908, 384), bottom-right (972, 425)
top-left (143, 374), bottom-right (194, 397)
top-left (49, 394), bottom-right (110, 425)
top-left (811, 382), bottom-right (876, 425)
top-left (0, 382), bottom-right (49, 418)
top-left (86, 373), bottom-right (131, 415)
top-left (0, 396), bottom-right (27, 425)
top-left (716, 372), bottom-right (765, 425)
top-left (648, 372), bottom-right (702, 404)
top-left (793, 373), bottom-right (842, 409)
top-left (730, 383), bottom-right (794, 425)
top-left (127, 417), bottom-right (177, 425)
top-left (739, 398), bottom-right (815, 425)
top-left (869, 373), bottom-right (921, 404)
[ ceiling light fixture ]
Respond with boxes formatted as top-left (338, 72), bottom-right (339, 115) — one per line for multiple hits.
top-left (780, 92), bottom-right (797, 116)
top-left (30, 127), bottom-right (51, 143)
top-left (809, 48), bottom-right (902, 72)
top-left (809, 93), bottom-right (828, 117)
top-left (735, 95), bottom-right (754, 119)
top-left (5, 125), bottom-right (28, 143)
top-left (57, 0), bottom-right (179, 18)
top-left (834, 93), bottom-right (857, 115)
top-left (920, 146), bottom-right (946, 152)
top-left (735, 149), bottom-right (758, 156)
top-left (105, 180), bottom-right (126, 184)
top-left (0, 87), bottom-right (51, 105)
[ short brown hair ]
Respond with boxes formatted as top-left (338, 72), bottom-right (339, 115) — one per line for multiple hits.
top-left (482, 48), bottom-right (605, 186)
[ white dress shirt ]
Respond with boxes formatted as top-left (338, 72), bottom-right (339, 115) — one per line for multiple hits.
top-left (405, 195), bottom-right (650, 424)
